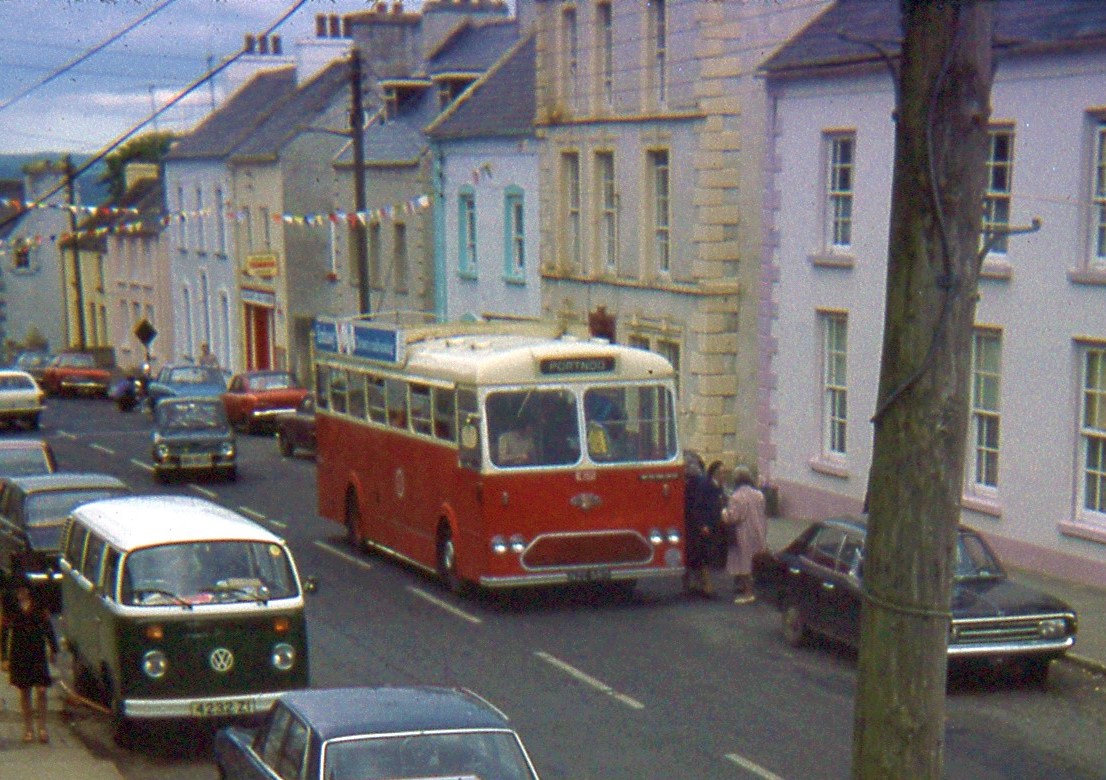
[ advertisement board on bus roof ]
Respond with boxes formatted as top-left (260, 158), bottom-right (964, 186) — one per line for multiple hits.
top-left (314, 318), bottom-right (404, 364)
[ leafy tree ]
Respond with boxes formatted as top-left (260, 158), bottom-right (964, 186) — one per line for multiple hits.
top-left (98, 131), bottom-right (174, 201)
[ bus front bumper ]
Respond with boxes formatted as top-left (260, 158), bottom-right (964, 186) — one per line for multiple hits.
top-left (480, 564), bottom-right (684, 589)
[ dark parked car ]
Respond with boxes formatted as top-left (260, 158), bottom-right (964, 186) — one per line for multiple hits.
top-left (0, 472), bottom-right (130, 610)
top-left (214, 686), bottom-right (541, 780)
top-left (275, 393), bottom-right (316, 457)
top-left (146, 364), bottom-right (230, 408)
top-left (0, 438), bottom-right (57, 478)
top-left (223, 370), bottom-right (309, 433)
top-left (152, 397), bottom-right (237, 481)
top-left (753, 516), bottom-right (1078, 684)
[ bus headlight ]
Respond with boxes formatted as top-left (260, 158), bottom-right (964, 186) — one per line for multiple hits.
top-left (142, 650), bottom-right (168, 679)
top-left (509, 534), bottom-right (527, 554)
top-left (271, 643), bottom-right (296, 671)
top-left (649, 528), bottom-right (665, 546)
top-left (666, 528), bottom-right (682, 544)
top-left (491, 535), bottom-right (508, 554)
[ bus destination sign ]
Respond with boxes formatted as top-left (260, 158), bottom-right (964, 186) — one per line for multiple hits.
top-left (540, 356), bottom-right (615, 375)
top-left (314, 318), bottom-right (405, 364)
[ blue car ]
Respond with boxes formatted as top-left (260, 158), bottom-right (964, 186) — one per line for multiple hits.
top-left (146, 364), bottom-right (229, 409)
top-left (214, 686), bottom-right (541, 780)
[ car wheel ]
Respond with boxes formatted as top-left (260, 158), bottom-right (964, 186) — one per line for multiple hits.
top-left (782, 605), bottom-right (808, 648)
top-left (225, 466), bottom-right (238, 482)
top-left (153, 468), bottom-right (169, 484)
top-left (278, 430), bottom-right (294, 458)
top-left (71, 650), bottom-right (96, 701)
top-left (1021, 657), bottom-right (1051, 687)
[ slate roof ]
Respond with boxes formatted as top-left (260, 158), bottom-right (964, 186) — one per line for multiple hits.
top-left (101, 176), bottom-right (165, 236)
top-left (426, 33), bottom-right (535, 141)
top-left (230, 60), bottom-right (355, 162)
top-left (428, 19), bottom-right (520, 75)
top-left (167, 67), bottom-right (297, 159)
top-left (761, 0), bottom-right (1106, 76)
top-left (335, 85), bottom-right (440, 166)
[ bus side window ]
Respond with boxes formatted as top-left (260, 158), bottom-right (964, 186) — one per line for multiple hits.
top-left (457, 388), bottom-right (480, 470)
top-left (330, 368), bottom-right (348, 414)
top-left (433, 387), bottom-right (456, 442)
top-left (367, 377), bottom-right (386, 424)
top-left (347, 371), bottom-right (367, 419)
top-left (410, 383), bottom-right (432, 435)
top-left (386, 378), bottom-right (407, 429)
top-left (315, 366), bottom-right (330, 410)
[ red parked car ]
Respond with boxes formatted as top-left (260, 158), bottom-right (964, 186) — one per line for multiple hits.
top-left (222, 370), bottom-right (308, 433)
top-left (40, 352), bottom-right (111, 397)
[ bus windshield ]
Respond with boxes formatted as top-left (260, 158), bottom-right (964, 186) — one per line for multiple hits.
top-left (486, 384), bottom-right (677, 468)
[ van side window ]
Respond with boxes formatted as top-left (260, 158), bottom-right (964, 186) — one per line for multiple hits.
top-left (65, 524), bottom-right (89, 570)
top-left (102, 547), bottom-right (121, 598)
top-left (83, 534), bottom-right (106, 582)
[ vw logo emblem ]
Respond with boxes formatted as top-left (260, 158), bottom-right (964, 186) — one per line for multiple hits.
top-left (209, 647), bottom-right (235, 673)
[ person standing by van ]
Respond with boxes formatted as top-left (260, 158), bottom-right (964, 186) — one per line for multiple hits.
top-left (1, 579), bottom-right (58, 743)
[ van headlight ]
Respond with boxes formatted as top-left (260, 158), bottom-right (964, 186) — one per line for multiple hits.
top-left (142, 650), bottom-right (168, 679)
top-left (271, 643), bottom-right (295, 671)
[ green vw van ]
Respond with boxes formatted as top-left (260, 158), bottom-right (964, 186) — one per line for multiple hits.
top-left (58, 495), bottom-right (314, 736)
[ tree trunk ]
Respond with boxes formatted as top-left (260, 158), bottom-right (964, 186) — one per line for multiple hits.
top-left (851, 2), bottom-right (994, 778)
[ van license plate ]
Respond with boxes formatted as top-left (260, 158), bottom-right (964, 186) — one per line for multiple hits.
top-left (191, 698), bottom-right (256, 717)
top-left (181, 454), bottom-right (209, 467)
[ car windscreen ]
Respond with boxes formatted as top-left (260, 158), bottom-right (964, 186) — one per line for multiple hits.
top-left (0, 374), bottom-right (36, 390)
top-left (58, 354), bottom-right (94, 368)
top-left (121, 540), bottom-right (298, 606)
top-left (250, 373), bottom-right (295, 391)
top-left (166, 367), bottom-right (225, 385)
top-left (955, 531), bottom-right (1005, 579)
top-left (156, 401), bottom-right (227, 430)
top-left (0, 449), bottom-right (52, 476)
top-left (323, 731), bottom-right (537, 780)
top-left (25, 489), bottom-right (126, 526)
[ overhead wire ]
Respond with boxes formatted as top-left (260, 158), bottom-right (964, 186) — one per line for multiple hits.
top-left (0, 0), bottom-right (183, 114)
top-left (0, 0), bottom-right (312, 233)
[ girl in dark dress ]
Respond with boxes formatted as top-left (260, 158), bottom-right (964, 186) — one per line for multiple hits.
top-left (1, 581), bottom-right (58, 743)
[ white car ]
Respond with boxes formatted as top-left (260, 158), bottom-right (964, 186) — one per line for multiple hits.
top-left (0, 369), bottom-right (45, 429)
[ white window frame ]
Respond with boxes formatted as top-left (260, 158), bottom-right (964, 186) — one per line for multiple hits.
top-left (195, 186), bottom-right (206, 253)
top-left (826, 133), bottom-right (854, 251)
top-left (562, 152), bottom-right (581, 270)
top-left (650, 0), bottom-right (667, 105)
top-left (596, 151), bottom-right (618, 273)
top-left (969, 329), bottom-right (1002, 492)
top-left (822, 313), bottom-right (848, 458)
top-left (458, 188), bottom-right (477, 279)
top-left (982, 127), bottom-right (1014, 255)
top-left (1079, 346), bottom-right (1106, 524)
top-left (562, 6), bottom-right (578, 111)
top-left (1090, 122), bottom-right (1106, 266)
top-left (650, 149), bottom-right (670, 274)
top-left (504, 187), bottom-right (525, 282)
top-left (597, 2), bottom-right (613, 108)
top-left (215, 186), bottom-right (227, 255)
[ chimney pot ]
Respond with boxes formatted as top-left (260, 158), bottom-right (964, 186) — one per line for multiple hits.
top-left (315, 14), bottom-right (327, 37)
top-left (271, 35), bottom-right (282, 55)
top-left (259, 35), bottom-right (269, 54)
top-left (244, 34), bottom-right (256, 53)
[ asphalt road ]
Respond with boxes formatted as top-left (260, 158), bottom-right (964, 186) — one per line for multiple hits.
top-left (27, 397), bottom-right (1106, 780)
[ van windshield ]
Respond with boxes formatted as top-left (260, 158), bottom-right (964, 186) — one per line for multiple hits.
top-left (121, 541), bottom-right (298, 606)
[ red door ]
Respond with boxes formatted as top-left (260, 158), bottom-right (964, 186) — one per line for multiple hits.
top-left (244, 304), bottom-right (272, 370)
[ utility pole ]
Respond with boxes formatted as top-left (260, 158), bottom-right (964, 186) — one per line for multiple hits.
top-left (851, 2), bottom-right (994, 777)
top-left (64, 155), bottom-right (87, 350)
top-left (350, 48), bottom-right (371, 316)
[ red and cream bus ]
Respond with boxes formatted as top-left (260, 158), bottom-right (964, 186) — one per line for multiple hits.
top-left (312, 314), bottom-right (685, 593)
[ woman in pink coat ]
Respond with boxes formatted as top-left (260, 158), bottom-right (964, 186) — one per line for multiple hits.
top-left (722, 466), bottom-right (768, 604)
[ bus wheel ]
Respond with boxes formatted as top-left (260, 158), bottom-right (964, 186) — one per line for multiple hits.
top-left (436, 526), bottom-right (464, 595)
top-left (345, 490), bottom-right (364, 551)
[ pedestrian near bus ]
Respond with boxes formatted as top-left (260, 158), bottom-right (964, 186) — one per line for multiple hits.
top-left (683, 454), bottom-right (727, 596)
top-left (722, 465), bottom-right (768, 605)
top-left (1, 578), bottom-right (58, 743)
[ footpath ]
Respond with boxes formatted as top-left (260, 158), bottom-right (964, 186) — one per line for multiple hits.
top-left (1, 515), bottom-right (1103, 779)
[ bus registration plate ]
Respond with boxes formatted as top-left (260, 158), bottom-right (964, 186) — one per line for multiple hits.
top-left (191, 698), bottom-right (257, 717)
top-left (568, 568), bottom-right (611, 583)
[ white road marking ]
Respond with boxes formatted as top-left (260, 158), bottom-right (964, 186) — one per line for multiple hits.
top-left (534, 651), bottom-right (644, 710)
top-left (189, 484), bottom-right (219, 499)
top-left (58, 430), bottom-right (78, 440)
top-left (130, 458), bottom-right (154, 473)
top-left (407, 587), bottom-right (483, 625)
top-left (90, 443), bottom-right (115, 455)
top-left (725, 754), bottom-right (788, 780)
top-left (237, 506), bottom-right (268, 522)
top-left (313, 540), bottom-right (373, 571)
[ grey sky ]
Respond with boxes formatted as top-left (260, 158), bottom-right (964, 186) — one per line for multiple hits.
top-left (0, 0), bottom-right (396, 155)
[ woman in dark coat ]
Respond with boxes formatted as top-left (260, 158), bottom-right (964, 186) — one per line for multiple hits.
top-left (2, 580), bottom-right (58, 743)
top-left (684, 459), bottom-right (727, 596)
